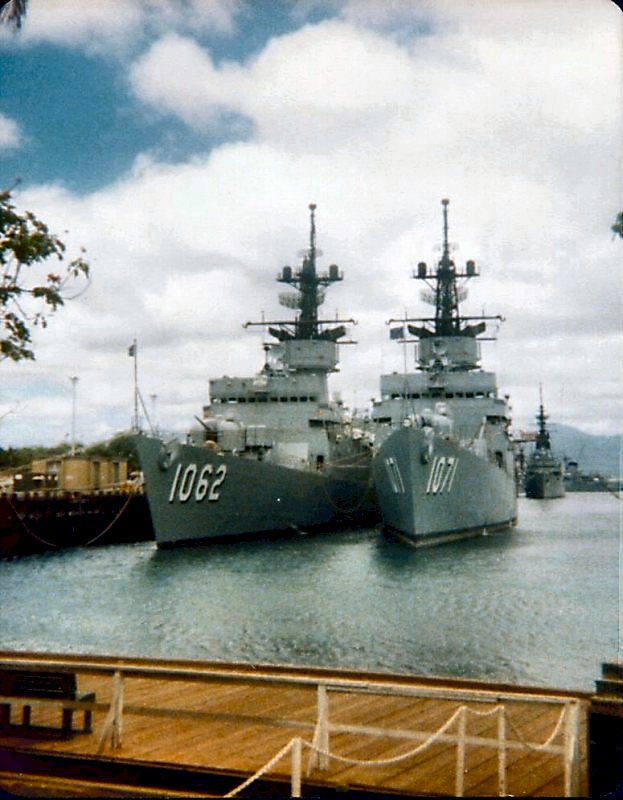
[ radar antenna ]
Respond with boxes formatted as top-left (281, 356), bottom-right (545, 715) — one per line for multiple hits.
top-left (535, 384), bottom-right (552, 451)
top-left (244, 204), bottom-right (355, 343)
top-left (388, 198), bottom-right (503, 343)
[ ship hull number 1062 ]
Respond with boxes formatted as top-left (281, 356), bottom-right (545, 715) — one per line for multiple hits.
top-left (168, 462), bottom-right (228, 503)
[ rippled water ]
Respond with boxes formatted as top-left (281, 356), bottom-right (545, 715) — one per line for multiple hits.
top-left (0, 494), bottom-right (619, 691)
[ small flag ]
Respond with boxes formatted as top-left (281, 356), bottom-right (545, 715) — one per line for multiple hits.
top-left (389, 326), bottom-right (405, 340)
top-left (128, 343), bottom-right (136, 357)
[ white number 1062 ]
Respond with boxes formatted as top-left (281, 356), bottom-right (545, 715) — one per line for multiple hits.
top-left (168, 462), bottom-right (228, 503)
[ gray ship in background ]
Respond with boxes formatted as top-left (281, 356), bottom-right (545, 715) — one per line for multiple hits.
top-left (371, 199), bottom-right (517, 545)
top-left (524, 389), bottom-right (565, 499)
top-left (135, 204), bottom-right (376, 547)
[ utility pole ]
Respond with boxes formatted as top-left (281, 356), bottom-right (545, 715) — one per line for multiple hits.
top-left (150, 394), bottom-right (157, 434)
top-left (128, 339), bottom-right (138, 431)
top-left (69, 376), bottom-right (79, 456)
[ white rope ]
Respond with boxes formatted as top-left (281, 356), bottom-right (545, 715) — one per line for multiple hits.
top-left (303, 704), bottom-right (466, 767)
top-left (223, 739), bottom-right (296, 798)
top-left (506, 704), bottom-right (567, 752)
top-left (216, 699), bottom-right (570, 798)
top-left (464, 703), bottom-right (504, 717)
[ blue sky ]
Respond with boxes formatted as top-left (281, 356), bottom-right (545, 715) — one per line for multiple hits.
top-left (0, 0), bottom-right (621, 447)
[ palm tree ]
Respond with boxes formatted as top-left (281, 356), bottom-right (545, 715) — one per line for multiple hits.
top-left (0, 0), bottom-right (27, 29)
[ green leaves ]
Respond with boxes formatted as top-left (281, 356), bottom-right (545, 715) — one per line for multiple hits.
top-left (612, 212), bottom-right (623, 240)
top-left (0, 189), bottom-right (90, 362)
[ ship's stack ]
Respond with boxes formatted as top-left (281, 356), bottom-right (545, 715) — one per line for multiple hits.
top-left (588, 661), bottom-right (623, 796)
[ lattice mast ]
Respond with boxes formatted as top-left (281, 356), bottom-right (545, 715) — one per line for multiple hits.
top-left (413, 198), bottom-right (487, 339)
top-left (535, 384), bottom-right (552, 451)
top-left (245, 203), bottom-right (354, 345)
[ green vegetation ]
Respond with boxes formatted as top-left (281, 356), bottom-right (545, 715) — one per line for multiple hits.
top-left (0, 1), bottom-right (27, 29)
top-left (612, 212), bottom-right (623, 239)
top-left (0, 434), bottom-right (139, 471)
top-left (1, 188), bottom-right (89, 361)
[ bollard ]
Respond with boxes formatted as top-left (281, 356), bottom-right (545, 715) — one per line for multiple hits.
top-left (588, 662), bottom-right (623, 798)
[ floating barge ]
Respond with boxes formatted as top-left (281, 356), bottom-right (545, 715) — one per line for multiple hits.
top-left (0, 651), bottom-right (596, 797)
top-left (0, 491), bottom-right (153, 558)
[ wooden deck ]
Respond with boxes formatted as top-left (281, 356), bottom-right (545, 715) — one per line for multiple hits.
top-left (0, 652), bottom-right (589, 797)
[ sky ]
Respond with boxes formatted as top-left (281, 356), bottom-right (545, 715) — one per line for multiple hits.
top-left (0, 0), bottom-right (621, 448)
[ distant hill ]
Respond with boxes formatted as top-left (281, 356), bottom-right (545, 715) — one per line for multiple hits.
top-left (548, 424), bottom-right (621, 477)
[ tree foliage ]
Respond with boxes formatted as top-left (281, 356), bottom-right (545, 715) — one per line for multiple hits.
top-left (612, 212), bottom-right (623, 240)
top-left (0, 0), bottom-right (27, 29)
top-left (0, 189), bottom-right (90, 361)
top-left (0, 434), bottom-right (139, 471)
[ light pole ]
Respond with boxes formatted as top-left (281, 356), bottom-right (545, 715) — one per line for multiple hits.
top-left (150, 394), bottom-right (157, 434)
top-left (69, 376), bottom-right (79, 456)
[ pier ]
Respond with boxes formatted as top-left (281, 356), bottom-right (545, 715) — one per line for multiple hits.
top-left (0, 651), bottom-right (589, 797)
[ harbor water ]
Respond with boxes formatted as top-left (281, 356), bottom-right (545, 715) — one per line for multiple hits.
top-left (0, 493), bottom-right (619, 692)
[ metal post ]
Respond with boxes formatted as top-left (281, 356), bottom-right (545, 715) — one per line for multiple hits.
top-left (291, 737), bottom-right (302, 798)
top-left (150, 394), bottom-right (158, 434)
top-left (455, 706), bottom-right (467, 797)
top-left (133, 341), bottom-right (139, 431)
top-left (69, 376), bottom-right (78, 455)
top-left (497, 705), bottom-right (507, 797)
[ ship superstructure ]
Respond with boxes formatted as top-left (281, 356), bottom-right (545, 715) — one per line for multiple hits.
top-left (372, 199), bottom-right (517, 545)
top-left (135, 205), bottom-right (376, 547)
top-left (524, 388), bottom-right (565, 499)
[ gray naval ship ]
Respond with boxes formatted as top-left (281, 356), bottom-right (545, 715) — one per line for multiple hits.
top-left (135, 204), bottom-right (376, 547)
top-left (524, 389), bottom-right (565, 499)
top-left (371, 199), bottom-right (518, 546)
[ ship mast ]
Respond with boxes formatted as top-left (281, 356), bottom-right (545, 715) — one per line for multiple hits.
top-left (535, 385), bottom-right (551, 452)
top-left (388, 199), bottom-right (504, 368)
top-left (435, 198), bottom-right (463, 336)
top-left (244, 204), bottom-right (354, 345)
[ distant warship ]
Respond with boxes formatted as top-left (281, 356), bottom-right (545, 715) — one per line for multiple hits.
top-left (135, 204), bottom-right (376, 547)
top-left (524, 390), bottom-right (565, 499)
top-left (371, 199), bottom-right (517, 545)
top-left (564, 460), bottom-right (610, 493)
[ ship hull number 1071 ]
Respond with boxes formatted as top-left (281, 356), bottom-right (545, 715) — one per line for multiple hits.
top-left (168, 462), bottom-right (228, 503)
top-left (425, 456), bottom-right (459, 495)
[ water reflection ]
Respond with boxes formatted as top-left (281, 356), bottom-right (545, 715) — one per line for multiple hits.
top-left (0, 496), bottom-right (617, 690)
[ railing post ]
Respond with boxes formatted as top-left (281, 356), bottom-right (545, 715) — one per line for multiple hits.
top-left (307, 683), bottom-right (330, 775)
top-left (291, 737), bottom-right (302, 798)
top-left (97, 669), bottom-right (125, 753)
top-left (455, 706), bottom-right (467, 797)
top-left (111, 670), bottom-right (124, 749)
top-left (564, 701), bottom-right (580, 797)
top-left (497, 705), bottom-right (507, 797)
top-left (317, 684), bottom-right (329, 769)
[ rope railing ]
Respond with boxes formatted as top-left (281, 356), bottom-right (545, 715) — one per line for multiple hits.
top-left (300, 684), bottom-right (580, 798)
top-left (215, 696), bottom-right (580, 799)
top-left (223, 738), bottom-right (302, 798)
top-left (62, 663), bottom-right (582, 799)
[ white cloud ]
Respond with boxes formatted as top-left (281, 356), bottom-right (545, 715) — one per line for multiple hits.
top-left (0, 0), bottom-right (621, 447)
top-left (0, 112), bottom-right (21, 150)
top-left (12, 0), bottom-right (243, 53)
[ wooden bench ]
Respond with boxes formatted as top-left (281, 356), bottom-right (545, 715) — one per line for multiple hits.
top-left (0, 668), bottom-right (95, 736)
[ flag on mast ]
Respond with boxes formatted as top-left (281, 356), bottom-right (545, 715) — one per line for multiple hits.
top-left (128, 342), bottom-right (136, 357)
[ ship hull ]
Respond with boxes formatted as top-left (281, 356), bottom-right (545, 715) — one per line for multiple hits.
top-left (373, 427), bottom-right (517, 546)
top-left (135, 435), bottom-right (376, 547)
top-left (525, 471), bottom-right (565, 499)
